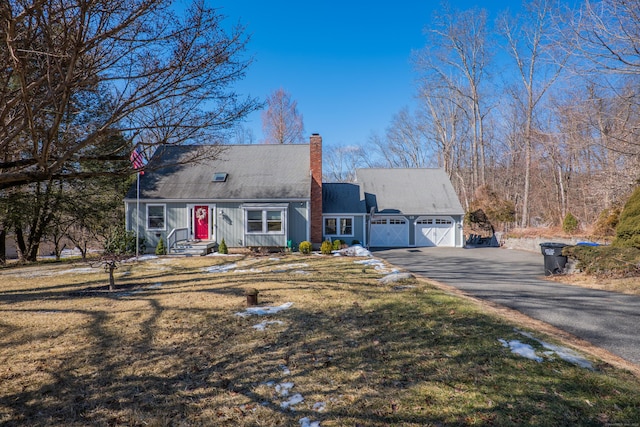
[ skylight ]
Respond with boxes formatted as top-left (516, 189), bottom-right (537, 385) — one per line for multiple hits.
top-left (213, 172), bottom-right (228, 182)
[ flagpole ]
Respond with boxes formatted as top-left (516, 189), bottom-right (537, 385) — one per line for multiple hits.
top-left (136, 170), bottom-right (140, 259)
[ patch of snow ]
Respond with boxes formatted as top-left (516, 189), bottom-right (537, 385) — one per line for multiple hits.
top-left (354, 258), bottom-right (398, 274)
top-left (499, 339), bottom-right (543, 362)
top-left (275, 382), bottom-right (295, 396)
top-left (518, 331), bottom-right (594, 370)
top-left (148, 283), bottom-right (162, 289)
top-left (280, 393), bottom-right (304, 409)
top-left (54, 267), bottom-right (97, 275)
top-left (312, 402), bottom-right (326, 412)
top-left (269, 257), bottom-right (281, 261)
top-left (122, 255), bottom-right (158, 263)
top-left (292, 270), bottom-right (311, 275)
top-left (203, 263), bottom-right (237, 273)
top-left (235, 268), bottom-right (264, 273)
top-left (252, 320), bottom-right (285, 331)
top-left (299, 417), bottom-right (321, 427)
top-left (272, 263), bottom-right (309, 273)
top-left (235, 302), bottom-right (294, 317)
top-left (335, 244), bottom-right (371, 257)
top-left (378, 272), bottom-right (415, 284)
top-left (279, 364), bottom-right (291, 375)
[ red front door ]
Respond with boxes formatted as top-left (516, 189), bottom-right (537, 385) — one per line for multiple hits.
top-left (194, 206), bottom-right (209, 240)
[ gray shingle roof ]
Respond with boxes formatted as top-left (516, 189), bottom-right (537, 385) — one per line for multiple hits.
top-left (322, 183), bottom-right (366, 214)
top-left (355, 168), bottom-right (464, 215)
top-left (125, 144), bottom-right (311, 200)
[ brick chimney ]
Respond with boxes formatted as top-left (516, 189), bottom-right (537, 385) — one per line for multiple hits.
top-left (309, 133), bottom-right (323, 246)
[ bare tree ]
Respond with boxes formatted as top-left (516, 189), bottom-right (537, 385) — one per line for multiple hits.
top-left (261, 88), bottom-right (305, 144)
top-left (414, 5), bottom-right (492, 189)
top-left (323, 144), bottom-right (367, 183)
top-left (366, 108), bottom-right (434, 169)
top-left (0, 0), bottom-right (257, 190)
top-left (497, 0), bottom-right (569, 227)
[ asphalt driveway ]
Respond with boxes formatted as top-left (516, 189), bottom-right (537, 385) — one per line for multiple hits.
top-left (374, 247), bottom-right (640, 366)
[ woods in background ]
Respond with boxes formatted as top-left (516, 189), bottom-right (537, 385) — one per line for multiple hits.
top-left (325, 0), bottom-right (640, 234)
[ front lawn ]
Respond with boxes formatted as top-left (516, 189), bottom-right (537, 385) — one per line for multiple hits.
top-left (1, 254), bottom-right (639, 426)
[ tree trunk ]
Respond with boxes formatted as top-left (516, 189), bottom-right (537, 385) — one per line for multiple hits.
top-left (0, 227), bottom-right (6, 265)
top-left (15, 226), bottom-right (27, 262)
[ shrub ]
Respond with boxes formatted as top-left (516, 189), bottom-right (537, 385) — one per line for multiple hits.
top-left (565, 245), bottom-right (640, 276)
top-left (593, 206), bottom-right (621, 236)
top-left (320, 240), bottom-right (333, 255)
top-left (332, 239), bottom-right (343, 251)
top-left (104, 226), bottom-right (144, 255)
top-left (218, 238), bottom-right (228, 254)
top-left (155, 239), bottom-right (166, 255)
top-left (614, 186), bottom-right (640, 249)
top-left (299, 241), bottom-right (312, 254)
top-left (562, 212), bottom-right (579, 234)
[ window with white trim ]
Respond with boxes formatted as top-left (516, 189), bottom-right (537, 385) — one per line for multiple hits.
top-left (147, 204), bottom-right (166, 230)
top-left (324, 216), bottom-right (354, 237)
top-left (245, 209), bottom-right (284, 234)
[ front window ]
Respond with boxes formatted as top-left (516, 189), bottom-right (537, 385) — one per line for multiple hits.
top-left (147, 204), bottom-right (165, 230)
top-left (245, 209), bottom-right (284, 234)
top-left (247, 210), bottom-right (263, 232)
top-left (324, 216), bottom-right (353, 237)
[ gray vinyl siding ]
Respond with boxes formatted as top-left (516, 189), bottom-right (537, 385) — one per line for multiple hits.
top-left (322, 215), bottom-right (366, 246)
top-left (215, 202), bottom-right (244, 247)
top-left (288, 202), bottom-right (309, 248)
top-left (126, 202), bottom-right (189, 252)
top-left (126, 199), bottom-right (310, 252)
top-left (352, 215), bottom-right (365, 245)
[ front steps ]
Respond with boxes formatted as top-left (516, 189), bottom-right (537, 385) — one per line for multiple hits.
top-left (169, 240), bottom-right (217, 256)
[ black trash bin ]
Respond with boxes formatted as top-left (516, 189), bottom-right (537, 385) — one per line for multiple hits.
top-left (540, 242), bottom-right (569, 276)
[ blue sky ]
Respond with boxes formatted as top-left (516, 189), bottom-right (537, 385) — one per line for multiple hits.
top-left (215, 1), bottom-right (509, 148)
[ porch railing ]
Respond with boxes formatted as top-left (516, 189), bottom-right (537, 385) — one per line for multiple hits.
top-left (167, 227), bottom-right (189, 251)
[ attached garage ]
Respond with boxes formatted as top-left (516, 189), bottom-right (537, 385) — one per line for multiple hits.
top-left (356, 168), bottom-right (465, 248)
top-left (369, 217), bottom-right (409, 247)
top-left (415, 217), bottom-right (455, 247)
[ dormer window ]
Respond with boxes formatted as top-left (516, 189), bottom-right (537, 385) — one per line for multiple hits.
top-left (213, 172), bottom-right (228, 182)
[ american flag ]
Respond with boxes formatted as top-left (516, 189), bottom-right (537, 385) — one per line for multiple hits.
top-left (130, 148), bottom-right (144, 175)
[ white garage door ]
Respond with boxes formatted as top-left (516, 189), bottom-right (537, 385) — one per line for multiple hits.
top-left (415, 217), bottom-right (455, 247)
top-left (370, 217), bottom-right (409, 247)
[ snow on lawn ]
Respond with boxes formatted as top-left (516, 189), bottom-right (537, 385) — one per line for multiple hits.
top-left (203, 263), bottom-right (238, 273)
top-left (252, 320), bottom-right (284, 331)
top-left (203, 261), bottom-right (310, 275)
top-left (518, 330), bottom-right (594, 370)
top-left (354, 258), bottom-right (399, 274)
top-left (499, 330), bottom-right (594, 370)
top-left (272, 263), bottom-right (309, 272)
top-left (275, 382), bottom-right (295, 396)
top-left (334, 245), bottom-right (372, 257)
top-left (235, 302), bottom-right (294, 318)
top-left (280, 393), bottom-right (304, 409)
top-left (299, 418), bottom-right (321, 427)
top-left (499, 339), bottom-right (543, 362)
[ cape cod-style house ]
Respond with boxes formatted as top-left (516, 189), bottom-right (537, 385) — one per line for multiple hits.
top-left (124, 134), bottom-right (464, 254)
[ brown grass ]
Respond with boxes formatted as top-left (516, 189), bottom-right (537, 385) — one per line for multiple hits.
top-left (548, 272), bottom-right (640, 296)
top-left (1, 254), bottom-right (639, 426)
